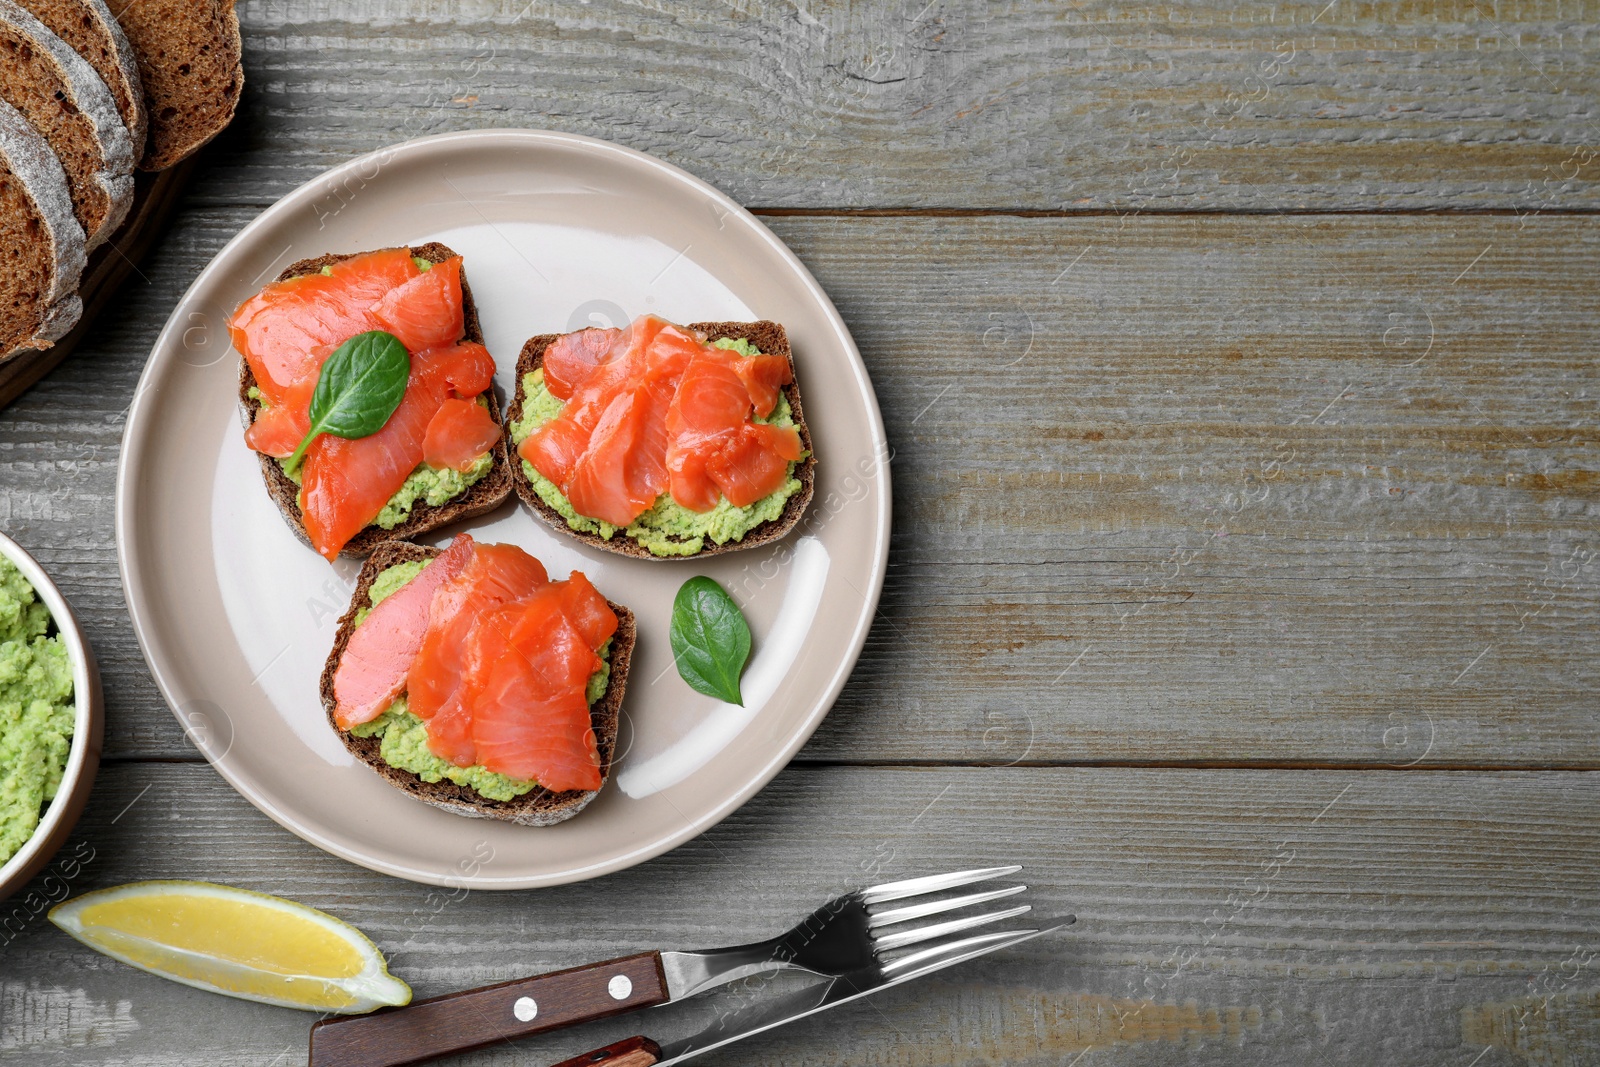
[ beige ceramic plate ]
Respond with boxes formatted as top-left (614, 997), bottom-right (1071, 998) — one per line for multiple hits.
top-left (116, 130), bottom-right (889, 888)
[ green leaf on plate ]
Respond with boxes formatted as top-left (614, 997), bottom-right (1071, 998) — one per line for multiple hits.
top-left (282, 330), bottom-right (411, 476)
top-left (670, 576), bottom-right (752, 706)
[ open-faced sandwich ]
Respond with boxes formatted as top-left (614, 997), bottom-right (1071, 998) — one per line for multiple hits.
top-left (322, 534), bottom-right (634, 826)
top-left (506, 316), bottom-right (815, 558)
top-left (229, 244), bottom-right (513, 560)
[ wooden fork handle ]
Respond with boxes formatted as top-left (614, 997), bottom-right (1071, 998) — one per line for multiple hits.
top-left (308, 952), bottom-right (668, 1067)
top-left (550, 1035), bottom-right (663, 1067)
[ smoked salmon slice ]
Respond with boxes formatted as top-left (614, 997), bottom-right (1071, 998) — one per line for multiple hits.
top-left (405, 543), bottom-right (550, 724)
top-left (519, 315), bottom-right (798, 527)
top-left (229, 248), bottom-right (420, 403)
top-left (340, 540), bottom-right (619, 793)
top-left (461, 589), bottom-right (607, 791)
top-left (542, 327), bottom-right (621, 399)
top-left (330, 534), bottom-right (474, 730)
top-left (424, 398), bottom-right (501, 471)
top-left (369, 257), bottom-right (465, 354)
top-left (233, 250), bottom-right (502, 560)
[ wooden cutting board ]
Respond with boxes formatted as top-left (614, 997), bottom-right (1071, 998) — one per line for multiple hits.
top-left (0, 156), bottom-right (197, 410)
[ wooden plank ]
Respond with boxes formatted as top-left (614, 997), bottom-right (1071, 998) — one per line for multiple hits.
top-left (3, 763), bottom-right (1597, 1064)
top-left (2, 210), bottom-right (1596, 767)
top-left (189, 0), bottom-right (1600, 211)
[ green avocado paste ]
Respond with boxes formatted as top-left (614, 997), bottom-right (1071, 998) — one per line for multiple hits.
top-left (0, 557), bottom-right (75, 866)
top-left (346, 564), bottom-right (612, 801)
top-left (507, 338), bottom-right (803, 557)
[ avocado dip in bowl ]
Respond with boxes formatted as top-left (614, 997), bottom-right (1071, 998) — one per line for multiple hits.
top-left (0, 533), bottom-right (103, 902)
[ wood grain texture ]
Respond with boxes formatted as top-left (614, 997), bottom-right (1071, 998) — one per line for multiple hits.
top-left (1, 209), bottom-right (1594, 768)
top-left (2, 763), bottom-right (1597, 1065)
top-left (183, 0), bottom-right (1600, 212)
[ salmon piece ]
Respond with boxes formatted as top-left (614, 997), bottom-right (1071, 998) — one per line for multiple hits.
top-left (243, 376), bottom-right (315, 457)
top-left (423, 398), bottom-right (501, 471)
top-left (542, 327), bottom-right (621, 400)
top-left (707, 422), bottom-right (803, 506)
top-left (565, 387), bottom-right (673, 528)
top-left (423, 340), bottom-right (496, 396)
top-left (521, 351), bottom-right (640, 487)
top-left (300, 346), bottom-right (463, 560)
top-left (523, 314), bottom-right (803, 523)
top-left (665, 356), bottom-right (750, 511)
top-left (330, 535), bottom-right (474, 730)
top-left (229, 249), bottom-right (421, 403)
top-left (370, 257), bottom-right (465, 353)
top-left (407, 544), bottom-right (549, 724)
top-left (731, 354), bottom-right (793, 418)
top-left (463, 589), bottom-right (604, 790)
top-left (554, 571), bottom-right (619, 650)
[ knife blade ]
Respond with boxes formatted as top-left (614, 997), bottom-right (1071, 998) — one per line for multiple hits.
top-left (548, 919), bottom-right (1073, 1067)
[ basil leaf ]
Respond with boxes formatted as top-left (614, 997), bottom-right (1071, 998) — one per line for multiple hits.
top-left (283, 331), bottom-right (411, 475)
top-left (670, 576), bottom-right (752, 706)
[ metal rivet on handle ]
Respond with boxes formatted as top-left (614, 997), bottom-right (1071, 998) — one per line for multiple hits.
top-left (607, 975), bottom-right (633, 1000)
top-left (513, 996), bottom-right (538, 1022)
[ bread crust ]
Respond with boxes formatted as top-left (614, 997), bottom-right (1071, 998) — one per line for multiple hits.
top-left (17, 0), bottom-right (146, 151)
top-left (117, 0), bottom-right (242, 170)
top-left (318, 540), bottom-right (636, 826)
top-left (505, 320), bottom-right (816, 559)
top-left (0, 0), bottom-right (134, 246)
top-left (0, 98), bottom-right (85, 358)
top-left (236, 242), bottom-right (515, 559)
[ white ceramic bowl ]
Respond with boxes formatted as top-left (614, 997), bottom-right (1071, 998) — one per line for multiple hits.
top-left (0, 532), bottom-right (103, 901)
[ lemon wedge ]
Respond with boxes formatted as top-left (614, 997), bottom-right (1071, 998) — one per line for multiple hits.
top-left (49, 880), bottom-right (412, 1014)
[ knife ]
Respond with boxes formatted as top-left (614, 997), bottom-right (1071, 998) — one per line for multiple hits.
top-left (308, 865), bottom-right (1045, 1067)
top-left (546, 921), bottom-right (1072, 1067)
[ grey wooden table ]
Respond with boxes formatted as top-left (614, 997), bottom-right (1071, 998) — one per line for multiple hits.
top-left (3, 2), bottom-right (1598, 1064)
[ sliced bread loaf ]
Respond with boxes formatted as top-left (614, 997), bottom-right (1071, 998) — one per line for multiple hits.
top-left (319, 540), bottom-right (637, 827)
top-left (237, 242), bottom-right (516, 559)
top-left (109, 0), bottom-right (240, 170)
top-left (0, 98), bottom-right (85, 357)
top-left (507, 320), bottom-right (816, 559)
top-left (18, 0), bottom-right (145, 152)
top-left (0, 0), bottom-right (133, 247)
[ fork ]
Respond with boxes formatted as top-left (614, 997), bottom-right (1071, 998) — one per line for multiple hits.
top-left (308, 865), bottom-right (1041, 1067)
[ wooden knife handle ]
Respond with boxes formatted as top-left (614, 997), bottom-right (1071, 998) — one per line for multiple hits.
top-left (308, 952), bottom-right (668, 1067)
top-left (550, 1035), bottom-right (663, 1067)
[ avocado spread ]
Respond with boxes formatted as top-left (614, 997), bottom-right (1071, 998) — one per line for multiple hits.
top-left (345, 563), bottom-right (612, 801)
top-left (508, 338), bottom-right (803, 557)
top-left (0, 557), bottom-right (74, 866)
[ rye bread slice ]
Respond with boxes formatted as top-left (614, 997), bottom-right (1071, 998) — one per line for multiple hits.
top-left (236, 242), bottom-right (516, 559)
top-left (0, 98), bottom-right (85, 358)
top-left (109, 0), bottom-right (240, 170)
top-left (19, 0), bottom-right (145, 151)
top-left (0, 0), bottom-right (133, 248)
top-left (319, 540), bottom-right (637, 827)
top-left (505, 320), bottom-right (816, 559)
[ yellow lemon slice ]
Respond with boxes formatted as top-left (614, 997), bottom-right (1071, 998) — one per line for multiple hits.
top-left (49, 880), bottom-right (412, 1014)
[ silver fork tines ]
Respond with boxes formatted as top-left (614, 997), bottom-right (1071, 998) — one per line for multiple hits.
top-left (871, 903), bottom-right (1034, 953)
top-left (880, 927), bottom-right (1046, 977)
top-left (869, 884), bottom-right (1028, 928)
top-left (859, 865), bottom-right (1022, 906)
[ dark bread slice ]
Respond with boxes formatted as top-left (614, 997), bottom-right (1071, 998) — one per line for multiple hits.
top-left (236, 242), bottom-right (515, 559)
top-left (0, 98), bottom-right (84, 357)
top-left (19, 0), bottom-right (145, 151)
top-left (505, 320), bottom-right (816, 559)
top-left (319, 540), bottom-right (636, 827)
top-left (109, 0), bottom-right (240, 170)
top-left (0, 0), bottom-right (133, 247)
